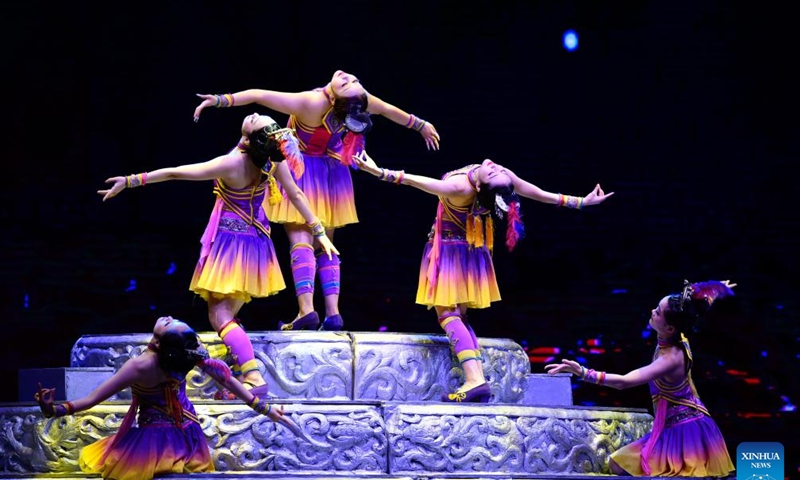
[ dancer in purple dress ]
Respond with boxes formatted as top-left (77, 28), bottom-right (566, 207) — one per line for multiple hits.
top-left (546, 280), bottom-right (736, 477)
top-left (193, 70), bottom-right (440, 331)
top-left (34, 316), bottom-right (296, 480)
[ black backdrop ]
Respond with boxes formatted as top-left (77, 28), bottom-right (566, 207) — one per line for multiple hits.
top-left (3, 0), bottom-right (798, 471)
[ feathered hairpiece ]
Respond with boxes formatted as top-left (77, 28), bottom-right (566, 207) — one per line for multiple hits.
top-left (678, 279), bottom-right (694, 312)
top-left (337, 99), bottom-right (371, 169)
top-left (505, 199), bottom-right (525, 251)
top-left (256, 125), bottom-right (305, 180)
top-left (494, 194), bottom-right (509, 219)
top-left (185, 348), bottom-right (210, 360)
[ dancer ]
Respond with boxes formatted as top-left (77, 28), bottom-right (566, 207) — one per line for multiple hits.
top-left (98, 113), bottom-right (338, 399)
top-left (193, 70), bottom-right (440, 331)
top-left (545, 280), bottom-right (736, 477)
top-left (352, 151), bottom-right (613, 402)
top-left (34, 316), bottom-right (296, 480)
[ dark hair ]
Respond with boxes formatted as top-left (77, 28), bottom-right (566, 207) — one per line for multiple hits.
top-left (475, 185), bottom-right (525, 251)
top-left (157, 329), bottom-right (208, 375)
top-left (332, 94), bottom-right (372, 134)
top-left (665, 280), bottom-right (736, 336)
top-left (246, 123), bottom-right (287, 169)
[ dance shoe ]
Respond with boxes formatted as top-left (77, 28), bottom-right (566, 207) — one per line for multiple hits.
top-left (278, 311), bottom-right (320, 331)
top-left (441, 382), bottom-right (492, 403)
top-left (319, 314), bottom-right (344, 331)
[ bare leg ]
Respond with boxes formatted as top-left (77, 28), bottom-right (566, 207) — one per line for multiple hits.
top-left (207, 296), bottom-right (265, 387)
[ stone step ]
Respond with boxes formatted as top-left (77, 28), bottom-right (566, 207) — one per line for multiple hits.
top-left (0, 475), bottom-right (735, 480)
top-left (17, 367), bottom-right (117, 402)
top-left (0, 400), bottom-right (651, 477)
top-left (66, 331), bottom-right (568, 406)
top-left (0, 473), bottom-right (733, 480)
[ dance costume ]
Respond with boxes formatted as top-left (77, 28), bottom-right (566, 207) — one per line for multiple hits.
top-left (416, 165), bottom-right (501, 309)
top-left (610, 335), bottom-right (734, 477)
top-left (79, 378), bottom-right (211, 480)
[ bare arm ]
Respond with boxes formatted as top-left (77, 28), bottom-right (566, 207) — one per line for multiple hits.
top-left (194, 90), bottom-right (328, 125)
top-left (352, 151), bottom-right (470, 200)
top-left (366, 94), bottom-right (413, 126)
top-left (545, 352), bottom-right (683, 390)
top-left (273, 161), bottom-right (322, 224)
top-left (505, 167), bottom-right (614, 207)
top-left (66, 355), bottom-right (149, 412)
top-left (367, 94), bottom-right (440, 151)
top-left (273, 162), bottom-right (340, 258)
top-left (504, 168), bottom-right (560, 204)
top-left (97, 154), bottom-right (240, 201)
top-left (200, 358), bottom-right (298, 428)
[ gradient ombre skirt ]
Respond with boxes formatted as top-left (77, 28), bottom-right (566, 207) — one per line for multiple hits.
top-left (190, 212), bottom-right (286, 303)
top-left (610, 413), bottom-right (735, 477)
top-left (264, 153), bottom-right (358, 228)
top-left (416, 238), bottom-right (501, 309)
top-left (79, 421), bottom-right (212, 480)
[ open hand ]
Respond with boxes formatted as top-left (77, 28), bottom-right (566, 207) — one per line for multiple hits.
top-left (34, 383), bottom-right (56, 417)
top-left (544, 359), bottom-right (583, 377)
top-left (316, 234), bottom-right (340, 261)
top-left (193, 94), bottom-right (218, 122)
top-left (97, 177), bottom-right (127, 201)
top-left (266, 404), bottom-right (303, 437)
top-left (352, 151), bottom-right (381, 177)
top-left (420, 122), bottom-right (440, 151)
top-left (583, 184), bottom-right (615, 207)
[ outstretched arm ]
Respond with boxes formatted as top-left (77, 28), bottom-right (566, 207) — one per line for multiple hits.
top-left (194, 90), bottom-right (328, 125)
top-left (97, 153), bottom-right (240, 201)
top-left (367, 94), bottom-right (440, 151)
top-left (36, 355), bottom-right (148, 417)
top-left (273, 162), bottom-right (340, 259)
top-left (505, 167), bottom-right (614, 207)
top-left (544, 354), bottom-right (682, 390)
top-left (199, 358), bottom-right (299, 430)
top-left (352, 151), bottom-right (470, 200)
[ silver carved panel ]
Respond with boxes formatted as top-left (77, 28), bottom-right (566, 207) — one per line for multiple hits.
top-left (0, 402), bottom-right (386, 475)
top-left (70, 332), bottom-right (353, 401)
top-left (384, 402), bottom-right (653, 476)
top-left (353, 333), bottom-right (529, 404)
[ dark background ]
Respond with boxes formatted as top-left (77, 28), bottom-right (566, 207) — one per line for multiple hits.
top-left (3, 0), bottom-right (798, 474)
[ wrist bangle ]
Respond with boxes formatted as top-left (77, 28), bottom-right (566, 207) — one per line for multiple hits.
top-left (307, 219), bottom-right (325, 238)
top-left (249, 395), bottom-right (272, 415)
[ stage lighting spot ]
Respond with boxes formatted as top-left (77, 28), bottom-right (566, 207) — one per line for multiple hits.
top-left (126, 279), bottom-right (137, 292)
top-left (24, 294), bottom-right (29, 309)
top-left (563, 30), bottom-right (579, 51)
top-left (611, 288), bottom-right (627, 294)
top-left (379, 325), bottom-right (388, 332)
top-left (166, 262), bottom-right (177, 275)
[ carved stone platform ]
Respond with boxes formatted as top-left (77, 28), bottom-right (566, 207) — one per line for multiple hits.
top-left (1, 330), bottom-right (655, 478)
top-left (0, 401), bottom-right (652, 477)
top-left (67, 331), bottom-right (570, 406)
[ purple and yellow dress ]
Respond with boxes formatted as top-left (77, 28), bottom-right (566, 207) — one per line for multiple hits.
top-left (264, 87), bottom-right (359, 228)
top-left (416, 165), bottom-right (501, 309)
top-left (610, 335), bottom-right (735, 477)
top-left (79, 379), bottom-right (212, 480)
top-left (189, 159), bottom-right (286, 302)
